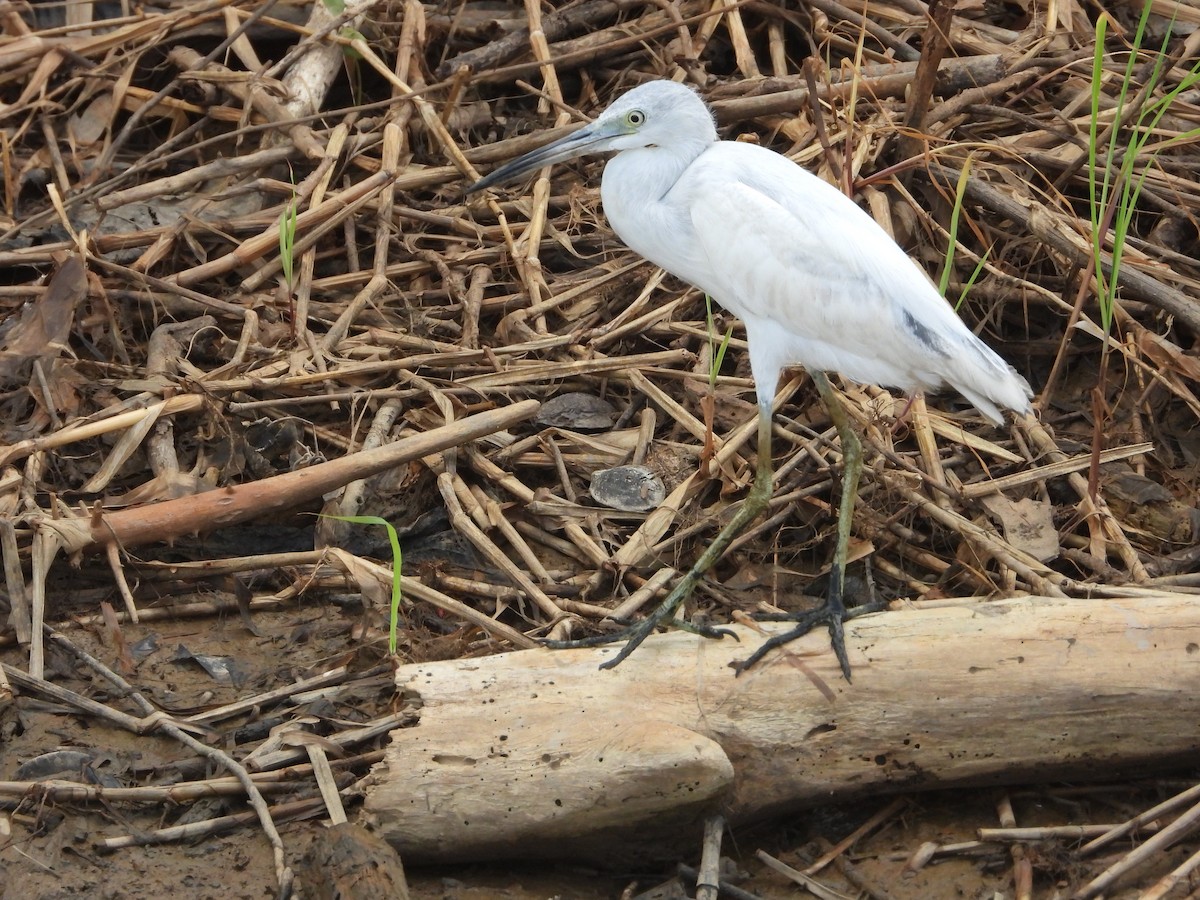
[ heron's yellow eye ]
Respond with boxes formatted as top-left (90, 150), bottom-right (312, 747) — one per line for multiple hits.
top-left (626, 109), bottom-right (646, 127)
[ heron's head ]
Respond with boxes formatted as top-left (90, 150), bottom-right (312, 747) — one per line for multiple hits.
top-left (468, 80), bottom-right (717, 193)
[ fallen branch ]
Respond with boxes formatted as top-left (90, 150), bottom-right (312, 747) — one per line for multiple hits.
top-left (39, 400), bottom-right (539, 556)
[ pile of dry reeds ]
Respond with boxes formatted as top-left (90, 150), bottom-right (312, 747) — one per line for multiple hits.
top-left (1, 0), bottom-right (1199, 896)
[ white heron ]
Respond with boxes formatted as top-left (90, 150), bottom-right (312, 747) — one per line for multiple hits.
top-left (470, 80), bottom-right (1033, 678)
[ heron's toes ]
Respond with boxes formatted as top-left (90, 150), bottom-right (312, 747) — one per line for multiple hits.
top-left (735, 601), bottom-right (854, 679)
top-left (542, 632), bottom-right (628, 650)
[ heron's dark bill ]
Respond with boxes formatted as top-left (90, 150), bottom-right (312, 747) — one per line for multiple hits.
top-left (467, 123), bottom-right (604, 194)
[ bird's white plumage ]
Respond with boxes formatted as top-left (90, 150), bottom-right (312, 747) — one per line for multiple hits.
top-left (468, 79), bottom-right (1033, 676)
top-left (474, 80), bottom-right (1033, 425)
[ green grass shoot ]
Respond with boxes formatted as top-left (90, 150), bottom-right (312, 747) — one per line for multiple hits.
top-left (321, 514), bottom-right (404, 656)
top-left (936, 154), bottom-right (993, 309)
top-left (279, 193), bottom-right (298, 293)
top-left (1088, 1), bottom-right (1200, 334)
top-left (340, 27), bottom-right (366, 105)
top-left (939, 155), bottom-right (971, 299)
top-left (959, 246), bottom-right (992, 306)
top-left (704, 294), bottom-right (733, 389)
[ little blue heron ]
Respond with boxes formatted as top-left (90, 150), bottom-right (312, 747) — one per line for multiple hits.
top-left (470, 80), bottom-right (1033, 678)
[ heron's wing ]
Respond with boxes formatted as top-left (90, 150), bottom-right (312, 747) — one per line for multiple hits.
top-left (682, 142), bottom-right (1019, 405)
top-left (685, 145), bottom-right (946, 341)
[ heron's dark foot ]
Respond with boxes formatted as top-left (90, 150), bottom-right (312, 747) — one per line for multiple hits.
top-left (734, 595), bottom-right (852, 679)
top-left (545, 611), bottom-right (737, 670)
top-left (735, 566), bottom-right (883, 680)
top-left (544, 566), bottom-right (740, 669)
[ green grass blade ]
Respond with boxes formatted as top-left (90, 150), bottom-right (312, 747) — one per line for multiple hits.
top-left (940, 154), bottom-right (973, 299)
top-left (279, 194), bottom-right (298, 290)
top-left (320, 514), bottom-right (404, 656)
top-left (1089, 0), bottom-right (1197, 334)
top-left (957, 244), bottom-right (993, 308)
top-left (704, 294), bottom-right (733, 389)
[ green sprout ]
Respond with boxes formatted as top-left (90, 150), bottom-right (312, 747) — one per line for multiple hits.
top-left (1088, 1), bottom-right (1200, 335)
top-left (704, 294), bottom-right (733, 389)
top-left (340, 27), bottom-right (365, 105)
top-left (938, 155), bottom-right (973, 299)
top-left (938, 154), bottom-right (992, 309)
top-left (279, 192), bottom-right (298, 294)
top-left (322, 515), bottom-right (404, 656)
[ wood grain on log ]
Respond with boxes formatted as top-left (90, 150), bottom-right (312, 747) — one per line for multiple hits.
top-left (362, 594), bottom-right (1200, 864)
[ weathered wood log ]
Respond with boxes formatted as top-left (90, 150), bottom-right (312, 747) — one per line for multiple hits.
top-left (361, 594), bottom-right (1200, 864)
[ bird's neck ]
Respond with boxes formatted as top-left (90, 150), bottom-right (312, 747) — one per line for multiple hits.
top-left (603, 137), bottom-right (711, 202)
top-left (598, 139), bottom-right (716, 291)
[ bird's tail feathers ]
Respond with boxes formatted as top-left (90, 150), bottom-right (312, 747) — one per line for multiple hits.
top-left (948, 346), bottom-right (1033, 425)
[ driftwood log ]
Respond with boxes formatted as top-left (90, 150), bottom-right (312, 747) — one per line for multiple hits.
top-left (362, 594), bottom-right (1200, 864)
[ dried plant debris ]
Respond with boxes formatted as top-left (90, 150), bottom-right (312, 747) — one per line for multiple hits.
top-left (2, 0), bottom-right (1200, 896)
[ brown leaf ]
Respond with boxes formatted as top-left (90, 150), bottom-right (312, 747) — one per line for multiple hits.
top-left (1138, 330), bottom-right (1200, 384)
top-left (0, 255), bottom-right (85, 382)
top-left (980, 495), bottom-right (1059, 563)
top-left (68, 93), bottom-right (113, 148)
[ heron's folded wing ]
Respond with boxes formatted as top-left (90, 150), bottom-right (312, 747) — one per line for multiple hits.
top-left (684, 144), bottom-right (1029, 415)
top-left (685, 145), bottom-right (949, 346)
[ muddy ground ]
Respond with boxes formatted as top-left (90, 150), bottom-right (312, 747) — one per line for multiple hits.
top-left (2, 602), bottom-right (1196, 899)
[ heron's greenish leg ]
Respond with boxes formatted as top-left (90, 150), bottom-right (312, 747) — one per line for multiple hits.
top-left (673, 403), bottom-right (776, 600)
top-left (730, 371), bottom-right (862, 681)
top-left (545, 405), bottom-right (776, 667)
top-left (593, 405), bottom-right (775, 668)
top-left (810, 371), bottom-right (861, 614)
top-left (812, 370), bottom-right (860, 678)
